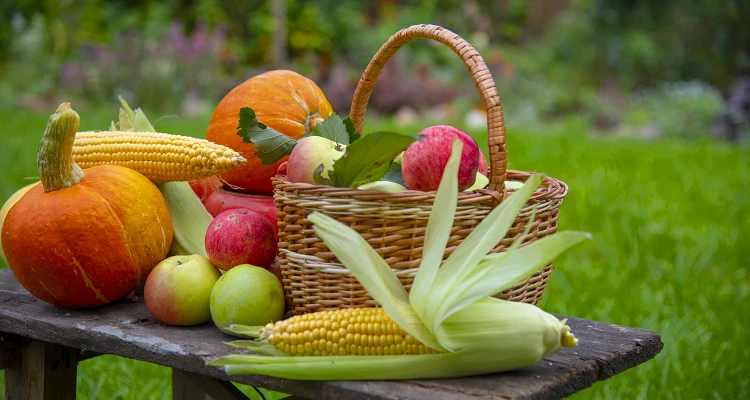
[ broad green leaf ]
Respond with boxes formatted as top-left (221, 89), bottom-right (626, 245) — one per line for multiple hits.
top-left (308, 212), bottom-right (445, 351)
top-left (410, 139), bottom-right (462, 323)
top-left (343, 116), bottom-right (359, 144)
top-left (331, 132), bottom-right (417, 188)
top-left (236, 107), bottom-right (297, 165)
top-left (311, 114), bottom-right (350, 145)
top-left (312, 163), bottom-right (335, 186)
top-left (380, 162), bottom-right (406, 186)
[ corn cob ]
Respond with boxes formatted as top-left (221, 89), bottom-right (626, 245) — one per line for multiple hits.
top-left (210, 141), bottom-right (590, 380)
top-left (72, 131), bottom-right (245, 184)
top-left (260, 308), bottom-right (438, 356)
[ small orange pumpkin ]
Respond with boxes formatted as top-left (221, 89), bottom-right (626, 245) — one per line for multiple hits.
top-left (206, 70), bottom-right (333, 195)
top-left (1, 103), bottom-right (173, 308)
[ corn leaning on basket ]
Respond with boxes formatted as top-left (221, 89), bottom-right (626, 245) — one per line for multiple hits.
top-left (72, 131), bottom-right (246, 183)
top-left (274, 24), bottom-right (569, 315)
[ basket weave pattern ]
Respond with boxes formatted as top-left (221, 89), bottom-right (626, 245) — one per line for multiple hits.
top-left (273, 25), bottom-right (569, 315)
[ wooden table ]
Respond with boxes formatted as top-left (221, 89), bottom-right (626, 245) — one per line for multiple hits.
top-left (0, 269), bottom-right (662, 400)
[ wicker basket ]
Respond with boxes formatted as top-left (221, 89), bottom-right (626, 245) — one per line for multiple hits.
top-left (274, 24), bottom-right (569, 315)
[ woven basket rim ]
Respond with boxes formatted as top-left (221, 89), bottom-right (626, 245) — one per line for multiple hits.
top-left (272, 170), bottom-right (568, 204)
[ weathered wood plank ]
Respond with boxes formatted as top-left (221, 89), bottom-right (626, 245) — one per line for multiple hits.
top-left (0, 334), bottom-right (23, 369)
top-left (174, 369), bottom-right (250, 400)
top-left (0, 268), bottom-right (663, 400)
top-left (4, 339), bottom-right (79, 400)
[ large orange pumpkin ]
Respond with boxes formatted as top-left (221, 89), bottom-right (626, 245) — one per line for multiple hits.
top-left (206, 70), bottom-right (333, 195)
top-left (1, 103), bottom-right (173, 308)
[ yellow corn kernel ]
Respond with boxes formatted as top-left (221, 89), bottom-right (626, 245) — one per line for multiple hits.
top-left (261, 308), bottom-right (440, 357)
top-left (72, 131), bottom-right (245, 183)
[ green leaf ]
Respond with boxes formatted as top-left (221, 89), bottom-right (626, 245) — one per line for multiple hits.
top-left (380, 162), bottom-right (406, 186)
top-left (343, 116), bottom-right (359, 144)
top-left (312, 163), bottom-right (335, 186)
top-left (237, 107), bottom-right (297, 166)
top-left (311, 114), bottom-right (350, 145)
top-left (330, 132), bottom-right (417, 188)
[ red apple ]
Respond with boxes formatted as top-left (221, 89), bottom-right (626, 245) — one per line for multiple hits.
top-left (144, 254), bottom-right (221, 326)
top-left (277, 161), bottom-right (288, 176)
top-left (205, 208), bottom-right (278, 270)
top-left (287, 136), bottom-right (345, 184)
top-left (478, 152), bottom-right (489, 176)
top-left (202, 188), bottom-right (278, 232)
top-left (401, 125), bottom-right (481, 191)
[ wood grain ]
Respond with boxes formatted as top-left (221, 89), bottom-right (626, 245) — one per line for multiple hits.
top-left (0, 268), bottom-right (663, 400)
top-left (4, 339), bottom-right (79, 400)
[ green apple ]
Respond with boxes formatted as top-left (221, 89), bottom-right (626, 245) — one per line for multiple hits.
top-left (464, 173), bottom-right (490, 191)
top-left (210, 264), bottom-right (285, 336)
top-left (358, 180), bottom-right (408, 192)
top-left (144, 254), bottom-right (221, 326)
top-left (287, 136), bottom-right (345, 184)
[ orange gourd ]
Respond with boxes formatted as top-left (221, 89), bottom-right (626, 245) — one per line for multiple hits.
top-left (1, 103), bottom-right (173, 308)
top-left (206, 70), bottom-right (333, 195)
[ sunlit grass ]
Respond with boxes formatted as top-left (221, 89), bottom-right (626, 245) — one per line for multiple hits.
top-left (1, 107), bottom-right (748, 399)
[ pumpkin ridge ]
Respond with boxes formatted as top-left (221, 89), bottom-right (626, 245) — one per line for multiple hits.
top-left (71, 256), bottom-right (110, 304)
top-left (262, 78), bottom-right (313, 119)
top-left (151, 202), bottom-right (168, 258)
top-left (304, 77), bottom-right (323, 114)
top-left (79, 184), bottom-right (142, 283)
top-left (7, 192), bottom-right (61, 304)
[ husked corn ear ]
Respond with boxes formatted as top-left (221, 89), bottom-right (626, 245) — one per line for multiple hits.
top-left (72, 131), bottom-right (246, 183)
top-left (261, 308), bottom-right (440, 356)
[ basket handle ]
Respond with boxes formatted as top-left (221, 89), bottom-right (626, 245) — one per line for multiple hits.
top-left (349, 24), bottom-right (507, 190)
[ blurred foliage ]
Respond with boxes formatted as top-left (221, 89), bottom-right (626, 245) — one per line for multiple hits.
top-left (0, 0), bottom-right (747, 140)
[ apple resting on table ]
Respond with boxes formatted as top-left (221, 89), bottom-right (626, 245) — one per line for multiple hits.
top-left (144, 255), bottom-right (222, 326)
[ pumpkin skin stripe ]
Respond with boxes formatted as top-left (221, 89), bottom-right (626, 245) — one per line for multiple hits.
top-left (261, 76), bottom-right (313, 117)
top-left (78, 183), bottom-right (143, 285)
top-left (71, 256), bottom-right (110, 304)
top-left (78, 167), bottom-right (173, 282)
top-left (206, 70), bottom-right (334, 195)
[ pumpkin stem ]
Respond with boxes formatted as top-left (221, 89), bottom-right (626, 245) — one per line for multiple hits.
top-left (38, 102), bottom-right (84, 192)
top-left (306, 115), bottom-right (325, 133)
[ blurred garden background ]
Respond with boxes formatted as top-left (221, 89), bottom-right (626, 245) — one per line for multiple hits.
top-left (0, 0), bottom-right (749, 399)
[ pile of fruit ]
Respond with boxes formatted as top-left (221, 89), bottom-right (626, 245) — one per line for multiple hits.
top-left (0, 69), bottom-right (587, 381)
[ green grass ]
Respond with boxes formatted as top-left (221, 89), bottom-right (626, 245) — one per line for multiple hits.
top-left (1, 106), bottom-right (748, 399)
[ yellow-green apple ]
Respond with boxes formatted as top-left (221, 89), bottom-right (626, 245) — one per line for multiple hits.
top-left (401, 125), bottom-right (481, 191)
top-left (210, 264), bottom-right (285, 335)
top-left (287, 136), bottom-right (345, 184)
top-left (204, 208), bottom-right (277, 270)
top-left (358, 181), bottom-right (408, 192)
top-left (464, 172), bottom-right (489, 191)
top-left (144, 254), bottom-right (221, 326)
